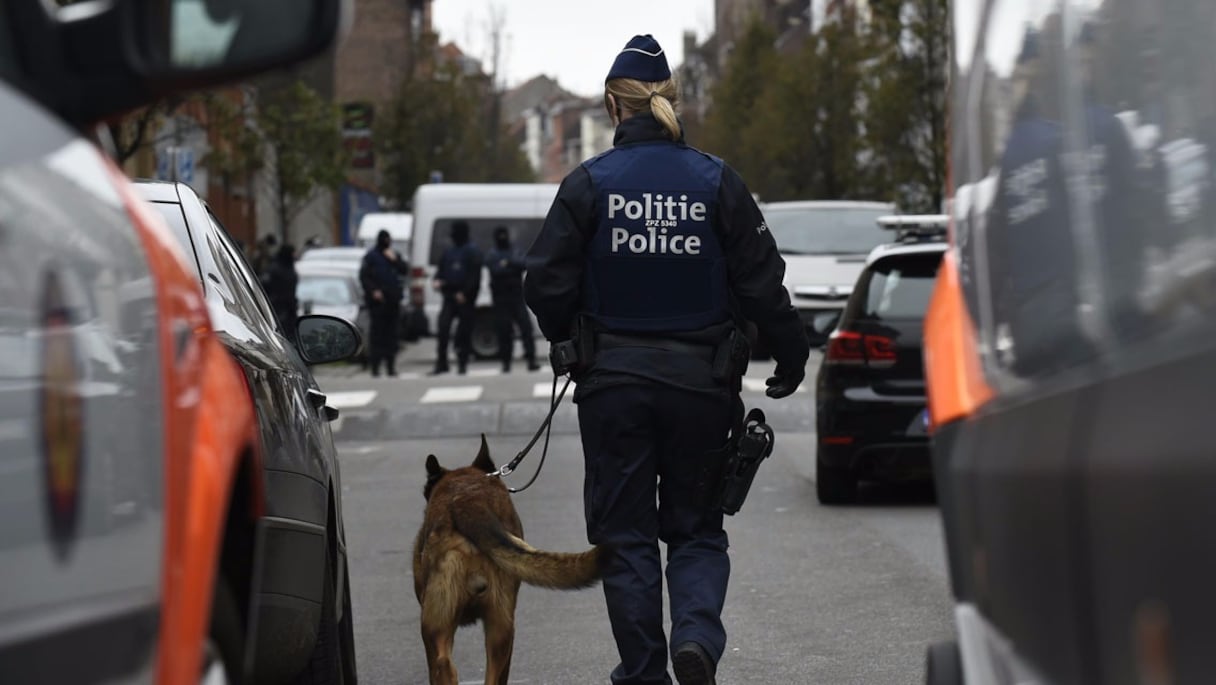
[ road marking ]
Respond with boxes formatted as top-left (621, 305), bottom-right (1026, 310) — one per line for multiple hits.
top-left (326, 391), bottom-right (377, 409)
top-left (742, 378), bottom-right (807, 394)
top-left (421, 386), bottom-right (483, 403)
top-left (467, 368), bottom-right (501, 377)
top-left (742, 378), bottom-right (768, 393)
top-left (532, 381), bottom-right (577, 398)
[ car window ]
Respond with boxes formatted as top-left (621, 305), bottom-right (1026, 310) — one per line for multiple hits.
top-left (199, 213), bottom-right (274, 329)
top-left (207, 212), bottom-right (280, 331)
top-left (430, 218), bottom-right (544, 265)
top-left (298, 275), bottom-right (354, 306)
top-left (148, 201), bottom-right (204, 285)
top-left (764, 207), bottom-right (891, 255)
top-left (858, 253), bottom-right (942, 320)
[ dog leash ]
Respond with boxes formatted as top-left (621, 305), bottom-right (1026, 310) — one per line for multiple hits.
top-left (489, 373), bottom-right (573, 493)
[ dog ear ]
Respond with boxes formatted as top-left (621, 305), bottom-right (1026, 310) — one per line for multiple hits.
top-left (425, 454), bottom-right (445, 478)
top-left (423, 455), bottom-right (447, 500)
top-left (472, 433), bottom-right (496, 473)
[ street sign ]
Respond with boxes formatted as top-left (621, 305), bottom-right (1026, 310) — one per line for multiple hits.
top-left (176, 147), bottom-right (195, 184)
top-left (156, 149), bottom-right (171, 181)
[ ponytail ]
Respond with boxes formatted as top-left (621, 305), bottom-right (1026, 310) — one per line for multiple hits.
top-left (605, 77), bottom-right (682, 140)
top-left (648, 92), bottom-right (681, 141)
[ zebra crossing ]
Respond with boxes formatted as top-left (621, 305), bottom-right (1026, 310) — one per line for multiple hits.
top-left (323, 368), bottom-right (806, 413)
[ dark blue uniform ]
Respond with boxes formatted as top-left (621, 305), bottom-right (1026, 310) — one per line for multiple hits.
top-left (487, 243), bottom-right (538, 370)
top-left (434, 242), bottom-right (482, 373)
top-left (359, 247), bottom-right (407, 375)
top-left (525, 114), bottom-right (809, 684)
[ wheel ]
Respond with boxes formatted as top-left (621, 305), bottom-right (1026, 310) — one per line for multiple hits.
top-left (291, 549), bottom-right (348, 685)
top-left (925, 641), bottom-right (963, 685)
top-left (470, 309), bottom-right (499, 359)
top-left (202, 577), bottom-right (243, 685)
top-left (816, 458), bottom-right (858, 505)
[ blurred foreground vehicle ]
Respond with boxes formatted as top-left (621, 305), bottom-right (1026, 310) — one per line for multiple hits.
top-left (136, 180), bottom-right (362, 683)
top-left (0, 0), bottom-right (350, 683)
top-left (814, 216), bottom-right (946, 504)
top-left (927, 3), bottom-right (1216, 684)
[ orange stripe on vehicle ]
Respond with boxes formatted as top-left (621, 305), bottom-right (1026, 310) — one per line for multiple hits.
top-left (923, 250), bottom-right (993, 429)
top-left (103, 160), bottom-right (258, 685)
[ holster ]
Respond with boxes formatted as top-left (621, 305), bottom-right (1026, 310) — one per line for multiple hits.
top-left (710, 408), bottom-right (775, 516)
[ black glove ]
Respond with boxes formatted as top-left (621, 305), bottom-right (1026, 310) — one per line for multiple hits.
top-left (765, 366), bottom-right (805, 399)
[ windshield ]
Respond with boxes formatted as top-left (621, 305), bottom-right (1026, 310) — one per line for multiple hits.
top-left (857, 253), bottom-right (942, 320)
top-left (764, 206), bottom-right (891, 255)
top-left (297, 276), bottom-right (354, 306)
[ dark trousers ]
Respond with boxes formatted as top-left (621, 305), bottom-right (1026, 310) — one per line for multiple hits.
top-left (577, 384), bottom-right (732, 685)
top-left (368, 299), bottom-right (400, 374)
top-left (493, 295), bottom-right (536, 369)
top-left (435, 295), bottom-right (474, 370)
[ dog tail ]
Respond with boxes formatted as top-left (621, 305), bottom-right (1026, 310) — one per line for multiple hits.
top-left (453, 506), bottom-right (608, 590)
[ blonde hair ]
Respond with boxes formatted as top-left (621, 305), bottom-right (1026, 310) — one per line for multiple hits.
top-left (605, 77), bottom-right (681, 140)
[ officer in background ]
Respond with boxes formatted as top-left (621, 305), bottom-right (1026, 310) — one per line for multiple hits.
top-left (359, 229), bottom-right (408, 377)
top-left (525, 35), bottom-right (809, 685)
top-left (431, 220), bottom-right (482, 375)
top-left (487, 225), bottom-right (540, 372)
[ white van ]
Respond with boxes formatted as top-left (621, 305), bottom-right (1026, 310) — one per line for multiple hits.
top-left (410, 183), bottom-right (559, 358)
top-left (356, 212), bottom-right (413, 255)
top-left (761, 200), bottom-right (896, 343)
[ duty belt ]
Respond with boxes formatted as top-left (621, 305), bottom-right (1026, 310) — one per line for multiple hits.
top-left (596, 332), bottom-right (717, 363)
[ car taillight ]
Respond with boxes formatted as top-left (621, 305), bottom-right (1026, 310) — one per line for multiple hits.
top-left (825, 330), bottom-right (896, 368)
top-left (825, 330), bottom-right (865, 365)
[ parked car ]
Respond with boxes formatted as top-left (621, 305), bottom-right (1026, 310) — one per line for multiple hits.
top-left (297, 262), bottom-right (372, 354)
top-left (298, 246), bottom-right (368, 271)
top-left (136, 180), bottom-right (361, 684)
top-left (762, 200), bottom-right (896, 344)
top-left (814, 215), bottom-right (947, 504)
top-left (0, 0), bottom-right (347, 683)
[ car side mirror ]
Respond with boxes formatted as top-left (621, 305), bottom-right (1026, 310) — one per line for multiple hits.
top-left (155, 0), bottom-right (348, 76)
top-left (296, 314), bottom-right (362, 365)
top-left (16, 0), bottom-right (349, 127)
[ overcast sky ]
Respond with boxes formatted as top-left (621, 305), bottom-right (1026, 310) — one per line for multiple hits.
top-left (431, 0), bottom-right (716, 97)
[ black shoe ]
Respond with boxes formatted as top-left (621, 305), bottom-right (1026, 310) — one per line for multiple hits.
top-left (457, 365), bottom-right (467, 375)
top-left (502, 363), bottom-right (512, 373)
top-left (526, 361), bottom-right (541, 372)
top-left (672, 642), bottom-right (716, 685)
top-left (428, 366), bottom-right (449, 376)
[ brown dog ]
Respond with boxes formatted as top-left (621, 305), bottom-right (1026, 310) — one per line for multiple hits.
top-left (413, 436), bottom-right (607, 685)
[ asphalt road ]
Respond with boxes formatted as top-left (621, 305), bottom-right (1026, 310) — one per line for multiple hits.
top-left (321, 342), bottom-right (954, 684)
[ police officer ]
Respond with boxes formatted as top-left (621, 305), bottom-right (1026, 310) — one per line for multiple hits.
top-left (487, 225), bottom-right (540, 373)
top-left (431, 220), bottom-right (482, 375)
top-left (524, 35), bottom-right (809, 685)
top-left (359, 229), bottom-right (408, 376)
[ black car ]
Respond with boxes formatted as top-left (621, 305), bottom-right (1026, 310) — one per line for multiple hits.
top-left (813, 216), bottom-right (947, 504)
top-left (135, 180), bottom-right (361, 684)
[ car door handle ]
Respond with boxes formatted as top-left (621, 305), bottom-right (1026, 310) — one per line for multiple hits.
top-left (307, 389), bottom-right (327, 409)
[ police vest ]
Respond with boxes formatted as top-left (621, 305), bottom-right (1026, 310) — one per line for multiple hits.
top-left (582, 142), bottom-right (731, 333)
